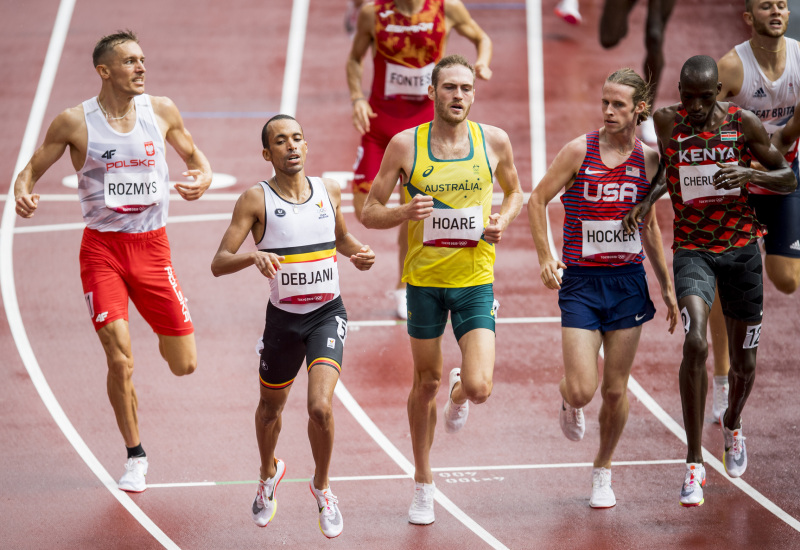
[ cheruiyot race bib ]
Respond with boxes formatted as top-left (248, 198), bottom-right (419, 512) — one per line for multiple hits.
top-left (423, 206), bottom-right (483, 248)
top-left (679, 163), bottom-right (741, 206)
top-left (581, 219), bottom-right (641, 263)
top-left (277, 256), bottom-right (338, 304)
top-left (104, 171), bottom-right (160, 213)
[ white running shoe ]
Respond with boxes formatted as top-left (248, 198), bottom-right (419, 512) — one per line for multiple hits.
top-left (712, 378), bottom-right (729, 423)
top-left (722, 420), bottom-right (747, 478)
top-left (589, 467), bottom-right (616, 508)
top-left (408, 482), bottom-right (435, 525)
top-left (679, 463), bottom-right (706, 507)
top-left (310, 477), bottom-right (343, 538)
top-left (395, 288), bottom-right (408, 320)
top-left (555, 0), bottom-right (581, 25)
top-left (118, 456), bottom-right (148, 493)
top-left (443, 368), bottom-right (469, 434)
top-left (252, 458), bottom-right (286, 528)
top-left (559, 400), bottom-right (585, 441)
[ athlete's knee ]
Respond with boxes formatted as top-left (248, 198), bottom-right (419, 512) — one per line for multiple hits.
top-left (168, 356), bottom-right (197, 376)
top-left (256, 396), bottom-right (283, 426)
top-left (600, 32), bottom-right (622, 49)
top-left (563, 382), bottom-right (595, 409)
top-left (600, 383), bottom-right (627, 409)
top-left (106, 352), bottom-right (134, 382)
top-left (307, 399), bottom-right (334, 429)
top-left (682, 331), bottom-right (709, 365)
top-left (768, 272), bottom-right (799, 294)
top-left (461, 378), bottom-right (492, 405)
top-left (412, 372), bottom-right (441, 400)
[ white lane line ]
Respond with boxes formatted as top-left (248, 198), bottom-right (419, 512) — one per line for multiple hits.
top-left (280, 0), bottom-right (309, 117)
top-left (0, 2), bottom-right (180, 549)
top-left (334, 382), bottom-right (510, 550)
top-left (626, 375), bottom-right (800, 531)
top-left (145, 459), bottom-right (688, 488)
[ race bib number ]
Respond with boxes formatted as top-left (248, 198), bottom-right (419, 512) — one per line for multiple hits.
top-left (277, 256), bottom-right (338, 304)
top-left (679, 163), bottom-right (741, 206)
top-left (581, 219), bottom-right (641, 262)
top-left (104, 172), bottom-right (160, 213)
top-left (423, 206), bottom-right (483, 248)
top-left (384, 62), bottom-right (434, 99)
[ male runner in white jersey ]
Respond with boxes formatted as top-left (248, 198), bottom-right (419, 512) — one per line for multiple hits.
top-left (14, 30), bottom-right (212, 493)
top-left (711, 0), bottom-right (800, 424)
top-left (361, 55), bottom-right (522, 524)
top-left (211, 115), bottom-right (374, 537)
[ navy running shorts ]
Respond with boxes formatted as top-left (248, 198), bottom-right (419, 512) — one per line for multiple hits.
top-left (558, 263), bottom-right (656, 332)
top-left (748, 159), bottom-right (800, 258)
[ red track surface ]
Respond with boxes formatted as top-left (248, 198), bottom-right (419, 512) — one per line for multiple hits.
top-left (2, 1), bottom-right (799, 548)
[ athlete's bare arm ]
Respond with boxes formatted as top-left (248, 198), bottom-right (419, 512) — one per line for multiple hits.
top-left (527, 135), bottom-right (586, 289)
top-left (361, 129), bottom-right (434, 229)
top-left (445, 0), bottom-right (492, 80)
top-left (771, 96), bottom-right (800, 154)
top-left (323, 177), bottom-right (375, 270)
top-left (346, 2), bottom-right (377, 135)
top-left (211, 185), bottom-right (284, 279)
top-left (639, 143), bottom-right (678, 333)
top-left (624, 106), bottom-right (674, 231)
top-left (152, 95), bottom-right (212, 201)
top-left (713, 108), bottom-right (796, 193)
top-left (14, 106), bottom-right (86, 218)
top-left (482, 125), bottom-right (522, 243)
top-left (716, 49), bottom-right (744, 100)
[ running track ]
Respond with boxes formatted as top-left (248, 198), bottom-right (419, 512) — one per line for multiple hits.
top-left (2, 1), bottom-right (800, 548)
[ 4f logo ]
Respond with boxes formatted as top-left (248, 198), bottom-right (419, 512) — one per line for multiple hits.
top-left (144, 141), bottom-right (155, 156)
top-left (101, 149), bottom-right (116, 159)
top-left (743, 324), bottom-right (762, 349)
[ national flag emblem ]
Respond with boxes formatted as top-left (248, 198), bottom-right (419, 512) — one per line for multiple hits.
top-left (144, 141), bottom-right (155, 156)
top-left (316, 200), bottom-right (324, 209)
top-left (721, 131), bottom-right (738, 141)
top-left (626, 166), bottom-right (640, 178)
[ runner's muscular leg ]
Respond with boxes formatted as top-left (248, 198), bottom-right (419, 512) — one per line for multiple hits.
top-left (408, 335), bottom-right (444, 484)
top-left (157, 333), bottom-right (197, 376)
top-left (722, 317), bottom-right (760, 431)
top-left (256, 384), bottom-right (291, 480)
top-left (98, 319), bottom-right (139, 447)
top-left (643, 0), bottom-right (677, 100)
top-left (764, 254), bottom-right (800, 294)
top-left (678, 295), bottom-right (711, 464)
top-left (560, 327), bottom-right (603, 409)
top-left (709, 287), bottom-right (730, 377)
top-left (599, 0), bottom-right (638, 48)
top-left (450, 328), bottom-right (495, 405)
top-left (594, 326), bottom-right (642, 468)
top-left (307, 363), bottom-right (340, 490)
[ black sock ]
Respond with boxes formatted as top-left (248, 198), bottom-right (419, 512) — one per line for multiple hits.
top-left (126, 444), bottom-right (146, 459)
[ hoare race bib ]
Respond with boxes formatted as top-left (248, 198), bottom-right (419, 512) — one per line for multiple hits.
top-left (679, 162), bottom-right (741, 206)
top-left (277, 256), bottom-right (338, 304)
top-left (423, 206), bottom-right (483, 248)
top-left (104, 171), bottom-right (160, 213)
top-left (384, 62), bottom-right (433, 100)
top-left (581, 219), bottom-right (641, 263)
